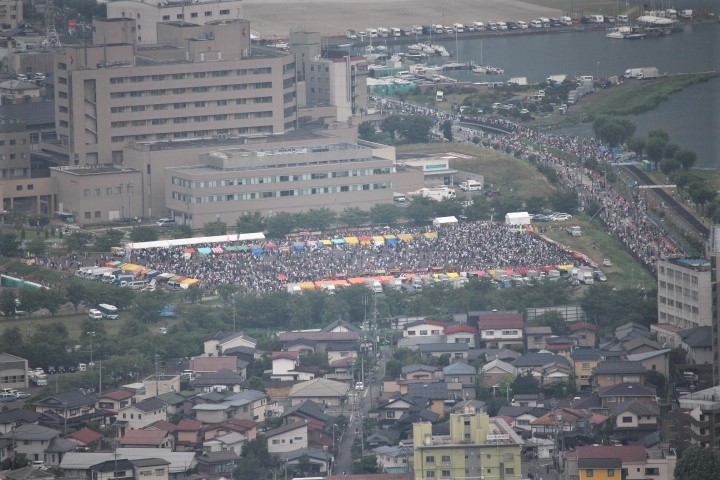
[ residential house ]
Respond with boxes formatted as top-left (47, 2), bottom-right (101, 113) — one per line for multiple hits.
top-left (156, 392), bottom-right (189, 416)
top-left (130, 375), bottom-right (181, 401)
top-left (2, 467), bottom-right (56, 480)
top-left (282, 400), bottom-right (332, 426)
top-left (190, 356), bottom-right (240, 376)
top-left (66, 427), bottom-right (104, 451)
top-left (444, 325), bottom-right (478, 348)
top-left (278, 331), bottom-right (360, 353)
top-left (615, 322), bottom-right (652, 342)
top-left (476, 311), bottom-right (524, 348)
top-left (89, 458), bottom-right (135, 480)
top-left (202, 432), bottom-right (246, 456)
top-left (202, 418), bottom-right (258, 442)
top-left (525, 326), bottom-right (553, 351)
top-left (592, 361), bottom-right (645, 392)
top-left (407, 383), bottom-right (449, 416)
top-left (118, 429), bottom-right (174, 449)
top-left (569, 322), bottom-right (597, 348)
top-left (403, 320), bottom-right (445, 338)
top-left (417, 343), bottom-right (469, 360)
top-left (478, 359), bottom-right (517, 389)
top-left (118, 397), bottom-right (167, 432)
top-left (0, 353), bottom-right (28, 389)
top-left (129, 459), bottom-right (171, 480)
top-left (412, 414), bottom-right (523, 480)
top-left (96, 390), bottom-right (135, 418)
top-left (288, 378), bottom-right (349, 406)
top-left (0, 409), bottom-right (42, 434)
top-left (400, 365), bottom-right (438, 381)
top-left (33, 390), bottom-right (98, 429)
top-left (377, 396), bottom-right (418, 422)
top-left (623, 336), bottom-right (663, 356)
top-left (650, 323), bottom-right (683, 349)
top-left (279, 447), bottom-right (331, 476)
top-left (372, 445), bottom-right (412, 472)
top-left (325, 341), bottom-right (358, 365)
top-left (496, 406), bottom-right (548, 433)
top-left (609, 400), bottom-right (660, 443)
top-left (512, 394), bottom-right (542, 408)
top-left (570, 349), bottom-right (603, 392)
top-left (473, 348), bottom-right (521, 363)
top-left (223, 345), bottom-right (260, 363)
top-left (396, 336), bottom-right (442, 351)
top-left (448, 400), bottom-right (486, 416)
top-left (60, 449), bottom-right (196, 480)
top-left (530, 408), bottom-right (607, 441)
top-left (626, 349), bottom-right (671, 378)
top-left (222, 390), bottom-right (269, 421)
top-left (563, 444), bottom-right (677, 480)
top-left (271, 352), bottom-right (313, 381)
top-left (544, 337), bottom-right (575, 357)
top-left (513, 353), bottom-right (572, 385)
top-left (283, 339), bottom-right (318, 356)
top-left (196, 451), bottom-right (240, 476)
top-left (203, 331), bottom-right (257, 357)
top-left (598, 383), bottom-right (657, 409)
top-left (323, 319), bottom-right (361, 333)
top-left (266, 421), bottom-right (308, 454)
top-left (190, 369), bottom-right (244, 393)
top-left (0, 424), bottom-right (61, 464)
top-left (175, 419), bottom-right (203, 451)
top-left (679, 326), bottom-right (713, 365)
top-left (442, 362), bottom-right (477, 401)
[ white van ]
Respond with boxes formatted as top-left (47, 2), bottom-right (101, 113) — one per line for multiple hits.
top-left (453, 23), bottom-right (464, 33)
top-left (88, 309), bottom-right (103, 320)
top-left (530, 20), bottom-right (543, 28)
top-left (435, 90), bottom-right (444, 102)
top-left (78, 363), bottom-right (87, 372)
top-left (590, 15), bottom-right (604, 23)
top-left (539, 17), bottom-right (551, 27)
top-left (156, 218), bottom-right (175, 227)
top-left (517, 21), bottom-right (528, 29)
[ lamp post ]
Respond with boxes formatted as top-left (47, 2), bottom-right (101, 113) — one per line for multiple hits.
top-left (127, 182), bottom-right (134, 219)
top-left (86, 331), bottom-right (95, 365)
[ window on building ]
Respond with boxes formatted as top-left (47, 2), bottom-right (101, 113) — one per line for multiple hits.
top-left (441, 471), bottom-right (450, 478)
top-left (162, 15), bottom-right (170, 20)
top-left (220, 9), bottom-right (230, 14)
top-left (425, 456), bottom-right (435, 464)
top-left (607, 469), bottom-right (615, 477)
top-left (441, 456), bottom-right (450, 463)
top-left (585, 470), bottom-right (593, 477)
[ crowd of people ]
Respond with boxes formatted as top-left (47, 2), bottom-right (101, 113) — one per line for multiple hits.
top-left (126, 222), bottom-right (583, 292)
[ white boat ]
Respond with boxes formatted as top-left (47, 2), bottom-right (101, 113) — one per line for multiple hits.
top-left (442, 62), bottom-right (469, 71)
top-left (433, 45), bottom-right (450, 56)
top-left (472, 66), bottom-right (504, 75)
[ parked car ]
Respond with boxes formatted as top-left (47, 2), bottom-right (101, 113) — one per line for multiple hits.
top-left (67, 365), bottom-right (77, 373)
top-left (57, 365), bottom-right (66, 374)
top-left (532, 214), bottom-right (551, 222)
top-left (550, 213), bottom-right (573, 221)
top-left (15, 391), bottom-right (31, 399)
top-left (593, 270), bottom-right (607, 282)
top-left (603, 258), bottom-right (613, 267)
top-left (47, 365), bottom-right (56, 374)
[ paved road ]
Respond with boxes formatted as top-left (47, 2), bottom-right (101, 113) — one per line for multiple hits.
top-left (333, 355), bottom-right (385, 474)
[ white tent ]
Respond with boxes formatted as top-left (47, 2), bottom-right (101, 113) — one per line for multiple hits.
top-left (505, 212), bottom-right (531, 226)
top-left (433, 216), bottom-right (459, 227)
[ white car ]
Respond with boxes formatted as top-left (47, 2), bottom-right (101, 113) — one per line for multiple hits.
top-left (551, 213), bottom-right (573, 221)
top-left (603, 258), bottom-right (612, 267)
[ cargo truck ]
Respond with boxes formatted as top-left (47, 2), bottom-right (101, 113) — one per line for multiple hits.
top-left (565, 226), bottom-right (582, 237)
top-left (623, 67), bottom-right (659, 80)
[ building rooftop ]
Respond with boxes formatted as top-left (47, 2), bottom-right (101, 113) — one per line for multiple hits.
top-left (0, 101), bottom-right (55, 126)
top-left (50, 164), bottom-right (140, 176)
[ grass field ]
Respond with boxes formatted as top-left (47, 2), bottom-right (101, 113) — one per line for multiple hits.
top-left (396, 143), bottom-right (556, 198)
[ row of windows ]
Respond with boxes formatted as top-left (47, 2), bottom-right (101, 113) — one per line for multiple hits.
top-left (109, 96), bottom-right (274, 114)
top-left (83, 185), bottom-right (134, 197)
top-left (0, 168), bottom-right (28, 178)
top-left (658, 296), bottom-right (700, 314)
top-left (661, 266), bottom-right (700, 284)
top-left (0, 138), bottom-right (26, 146)
top-left (171, 168), bottom-right (392, 189)
top-left (0, 153), bottom-right (27, 160)
top-left (0, 375), bottom-right (25, 383)
top-left (659, 281), bottom-right (700, 300)
top-left (111, 126), bottom-right (274, 143)
top-left (171, 182), bottom-right (391, 204)
top-left (484, 330), bottom-right (520, 336)
top-left (109, 82), bottom-right (273, 99)
top-left (109, 67), bottom-right (273, 84)
top-left (110, 111), bottom-right (272, 128)
top-left (424, 468), bottom-right (515, 478)
top-left (160, 9), bottom-right (231, 21)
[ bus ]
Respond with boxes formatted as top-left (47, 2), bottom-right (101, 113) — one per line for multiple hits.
top-left (98, 303), bottom-right (119, 319)
top-left (54, 211), bottom-right (75, 223)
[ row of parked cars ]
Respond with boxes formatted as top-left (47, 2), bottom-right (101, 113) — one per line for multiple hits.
top-left (0, 388), bottom-right (31, 402)
top-left (530, 212), bottom-right (573, 222)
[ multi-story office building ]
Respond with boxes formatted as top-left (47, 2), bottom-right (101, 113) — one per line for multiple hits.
top-left (0, 0), bottom-right (22, 31)
top-left (657, 258), bottom-right (711, 329)
top-left (289, 30), bottom-right (368, 122)
top-left (708, 226), bottom-right (720, 385)
top-left (106, 0), bottom-right (245, 45)
top-left (48, 18), bottom-right (297, 166)
top-left (412, 413), bottom-right (523, 480)
top-left (164, 142), bottom-right (423, 226)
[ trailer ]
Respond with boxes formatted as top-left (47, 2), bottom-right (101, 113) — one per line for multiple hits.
top-left (546, 74), bottom-right (568, 85)
top-left (623, 67), bottom-right (659, 79)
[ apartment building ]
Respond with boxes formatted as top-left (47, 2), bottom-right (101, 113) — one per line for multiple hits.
top-left (675, 385), bottom-right (720, 449)
top-left (0, 0), bottom-right (22, 31)
top-left (657, 258), bottom-right (711, 329)
top-left (48, 18), bottom-right (297, 167)
top-left (163, 142), bottom-right (423, 226)
top-left (709, 226), bottom-right (720, 385)
top-left (412, 414), bottom-right (523, 480)
top-left (107, 0), bottom-right (245, 45)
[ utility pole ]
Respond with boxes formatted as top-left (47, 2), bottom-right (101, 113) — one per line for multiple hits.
top-left (86, 331), bottom-right (95, 364)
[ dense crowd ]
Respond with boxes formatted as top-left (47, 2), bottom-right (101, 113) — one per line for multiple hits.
top-left (127, 222), bottom-right (582, 292)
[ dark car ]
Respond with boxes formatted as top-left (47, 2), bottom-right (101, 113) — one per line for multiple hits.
top-left (506, 21), bottom-right (519, 29)
top-left (47, 365), bottom-right (56, 374)
top-left (57, 365), bottom-right (66, 373)
top-left (484, 190), bottom-right (502, 197)
top-left (67, 365), bottom-right (77, 373)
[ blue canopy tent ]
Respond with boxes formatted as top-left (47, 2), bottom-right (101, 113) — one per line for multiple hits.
top-left (386, 238), bottom-right (399, 245)
top-left (197, 247), bottom-right (212, 254)
top-left (294, 243), bottom-right (306, 252)
top-left (332, 238), bottom-right (345, 245)
top-left (252, 248), bottom-right (264, 255)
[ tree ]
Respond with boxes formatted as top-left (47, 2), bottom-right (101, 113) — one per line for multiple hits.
top-left (440, 120), bottom-right (453, 141)
top-left (626, 136), bottom-right (646, 158)
top-left (358, 121), bottom-right (377, 142)
top-left (236, 212), bottom-right (266, 233)
top-left (0, 290), bottom-right (17, 317)
top-left (130, 290), bottom-right (170, 324)
top-left (203, 221), bottom-right (227, 236)
top-left (675, 149), bottom-right (697, 171)
top-left (129, 226), bottom-right (158, 242)
top-left (266, 212), bottom-right (296, 238)
top-left (664, 143), bottom-right (680, 160)
top-left (592, 115), bottom-right (636, 148)
top-left (645, 371), bottom-right (666, 396)
top-left (405, 196), bottom-right (437, 225)
top-left (688, 182), bottom-right (717, 211)
top-left (511, 371), bottom-right (539, 395)
top-left (170, 224), bottom-right (193, 239)
top-left (25, 236), bottom-right (46, 256)
top-left (645, 136), bottom-right (668, 170)
top-left (338, 207), bottom-right (369, 227)
top-left (369, 203), bottom-right (401, 226)
top-left (0, 232), bottom-right (21, 256)
top-left (674, 444), bottom-right (720, 480)
top-left (95, 229), bottom-right (125, 252)
top-left (300, 208), bottom-right (336, 231)
top-left (528, 311), bottom-right (569, 335)
top-left (660, 158), bottom-right (682, 175)
top-left (549, 189), bottom-right (579, 214)
top-left (647, 129), bottom-right (670, 142)
top-left (352, 455), bottom-right (381, 474)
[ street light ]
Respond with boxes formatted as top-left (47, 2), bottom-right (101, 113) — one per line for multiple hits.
top-left (86, 331), bottom-right (95, 365)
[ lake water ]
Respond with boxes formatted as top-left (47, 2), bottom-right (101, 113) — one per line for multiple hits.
top-left (365, 18), bottom-right (720, 169)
